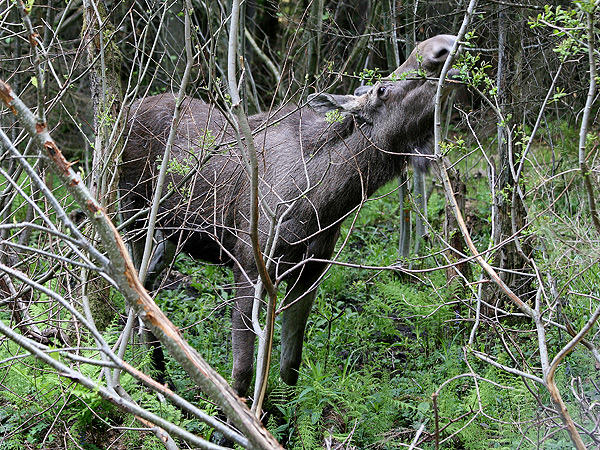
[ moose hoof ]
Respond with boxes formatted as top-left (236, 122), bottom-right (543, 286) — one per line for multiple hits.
top-left (232, 367), bottom-right (253, 398)
top-left (279, 363), bottom-right (300, 386)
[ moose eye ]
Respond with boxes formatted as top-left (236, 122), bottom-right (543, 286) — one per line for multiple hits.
top-left (376, 86), bottom-right (388, 98)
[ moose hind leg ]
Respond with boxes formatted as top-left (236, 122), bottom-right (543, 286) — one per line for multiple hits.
top-left (279, 276), bottom-right (319, 386)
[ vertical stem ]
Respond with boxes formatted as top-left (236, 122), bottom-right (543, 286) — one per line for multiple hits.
top-left (16, 0), bottom-right (46, 125)
top-left (579, 10), bottom-right (600, 233)
top-left (398, 168), bottom-right (411, 258)
top-left (382, 0), bottom-right (400, 70)
top-left (398, 18), bottom-right (416, 259)
top-left (432, 5), bottom-right (591, 449)
top-left (138, 0), bottom-right (194, 284)
top-left (228, 0), bottom-right (277, 416)
top-left (406, 0), bottom-right (418, 55)
top-left (432, 392), bottom-right (440, 450)
top-left (306, 0), bottom-right (324, 80)
top-left (413, 169), bottom-right (427, 255)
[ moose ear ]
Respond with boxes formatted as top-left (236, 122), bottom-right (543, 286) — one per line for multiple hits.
top-left (307, 93), bottom-right (363, 114)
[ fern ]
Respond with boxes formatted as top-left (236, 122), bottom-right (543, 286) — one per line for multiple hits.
top-left (296, 409), bottom-right (321, 450)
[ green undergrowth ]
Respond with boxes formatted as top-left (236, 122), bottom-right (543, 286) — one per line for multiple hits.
top-left (140, 179), bottom-right (598, 449)
top-left (0, 320), bottom-right (176, 449)
top-left (1, 158), bottom-right (599, 448)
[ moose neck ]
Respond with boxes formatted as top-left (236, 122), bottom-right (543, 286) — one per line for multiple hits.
top-left (297, 113), bottom-right (433, 229)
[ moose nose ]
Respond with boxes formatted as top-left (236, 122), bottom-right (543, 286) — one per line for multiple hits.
top-left (433, 47), bottom-right (450, 60)
top-left (353, 35), bottom-right (460, 96)
top-left (428, 36), bottom-right (463, 85)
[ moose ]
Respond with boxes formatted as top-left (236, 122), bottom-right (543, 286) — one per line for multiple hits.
top-left (120, 35), bottom-right (460, 397)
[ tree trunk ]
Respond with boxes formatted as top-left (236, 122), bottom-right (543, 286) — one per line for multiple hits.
top-left (488, 7), bottom-right (532, 307)
top-left (82, 0), bottom-right (124, 210)
top-left (306, 0), bottom-right (324, 83)
top-left (82, 0), bottom-right (125, 330)
top-left (398, 168), bottom-right (411, 258)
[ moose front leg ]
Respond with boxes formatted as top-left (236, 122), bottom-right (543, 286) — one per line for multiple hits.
top-left (127, 230), bottom-right (177, 386)
top-left (231, 281), bottom-right (257, 398)
top-left (279, 273), bottom-right (321, 385)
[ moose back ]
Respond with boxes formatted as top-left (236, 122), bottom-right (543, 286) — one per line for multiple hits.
top-left (120, 34), bottom-right (459, 396)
